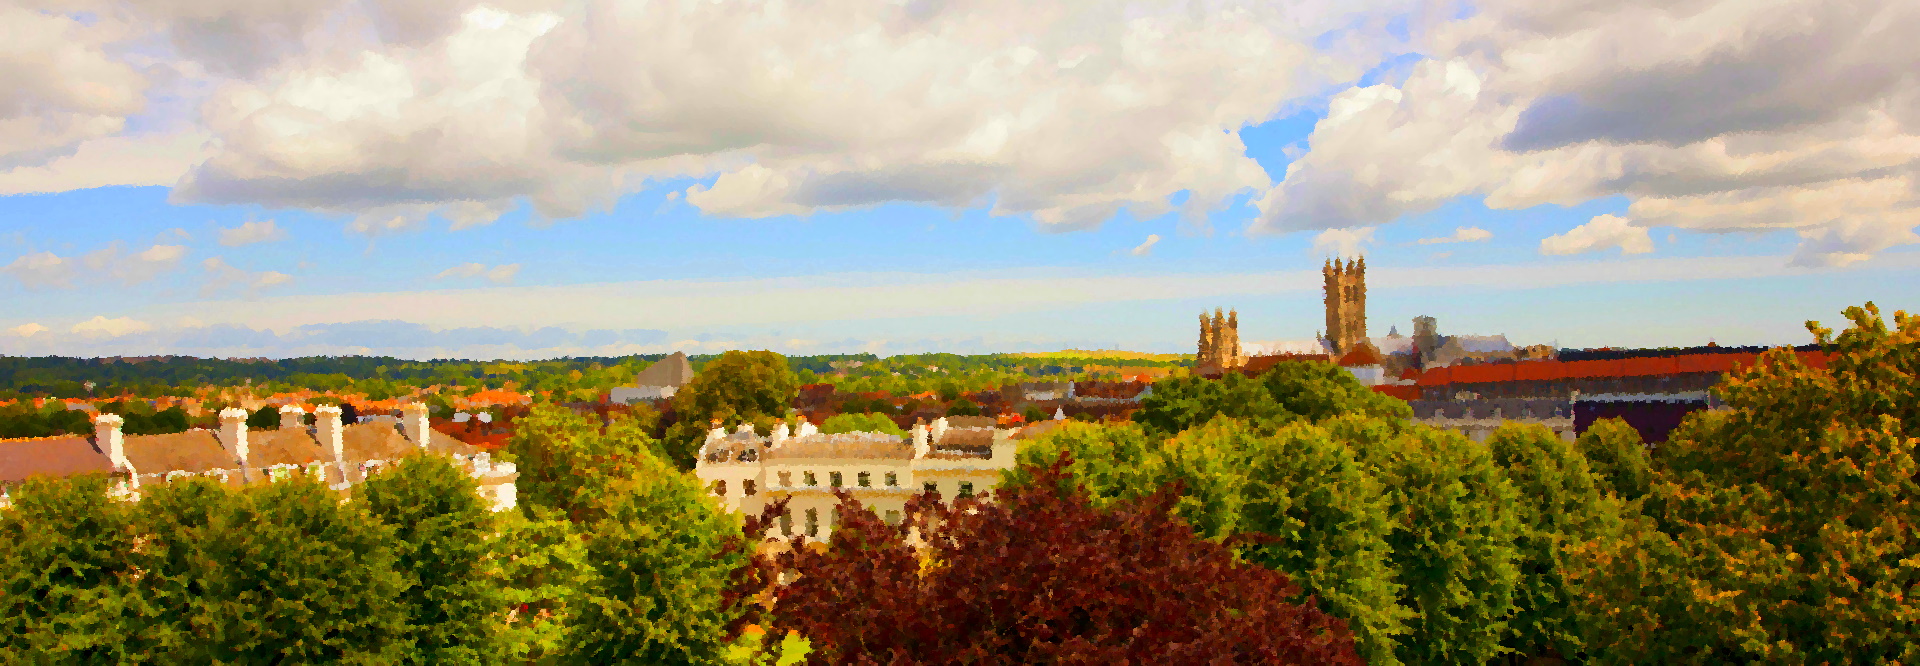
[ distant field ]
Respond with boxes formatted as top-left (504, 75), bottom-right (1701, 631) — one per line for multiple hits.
top-left (1016, 350), bottom-right (1192, 362)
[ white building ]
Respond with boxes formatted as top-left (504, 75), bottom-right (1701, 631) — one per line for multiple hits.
top-left (694, 417), bottom-right (1035, 543)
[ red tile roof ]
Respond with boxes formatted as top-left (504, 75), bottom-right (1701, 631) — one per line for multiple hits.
top-left (1415, 351), bottom-right (1834, 386)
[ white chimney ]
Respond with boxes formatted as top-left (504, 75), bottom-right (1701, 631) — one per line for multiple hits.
top-left (402, 402), bottom-right (430, 449)
top-left (1053, 407), bottom-right (1066, 421)
top-left (990, 427), bottom-right (1016, 464)
top-left (930, 416), bottom-right (949, 445)
top-left (735, 422), bottom-right (755, 436)
top-left (313, 405), bottom-right (346, 468)
top-left (279, 404), bottom-right (306, 430)
top-left (706, 420), bottom-right (726, 445)
top-left (217, 407), bottom-right (250, 467)
top-left (911, 421), bottom-right (930, 459)
top-left (796, 417), bottom-right (818, 437)
top-left (771, 422), bottom-right (790, 446)
top-left (93, 413), bottom-right (131, 476)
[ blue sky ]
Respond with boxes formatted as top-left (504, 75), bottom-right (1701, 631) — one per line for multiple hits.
top-left (2, 0), bottom-right (1915, 359)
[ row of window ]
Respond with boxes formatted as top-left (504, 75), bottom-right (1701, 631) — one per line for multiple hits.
top-left (772, 506), bottom-right (914, 539)
top-left (711, 477), bottom-right (976, 499)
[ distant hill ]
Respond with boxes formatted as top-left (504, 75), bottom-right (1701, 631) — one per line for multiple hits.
top-left (1015, 350), bottom-right (1192, 362)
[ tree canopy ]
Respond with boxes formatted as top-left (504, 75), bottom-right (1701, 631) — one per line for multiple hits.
top-left (743, 453), bottom-right (1365, 664)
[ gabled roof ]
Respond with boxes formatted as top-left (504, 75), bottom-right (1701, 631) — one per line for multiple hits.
top-left (125, 430), bottom-right (238, 475)
top-left (249, 428), bottom-right (329, 467)
top-left (634, 352), bottom-right (695, 388)
top-left (0, 436), bottom-right (114, 484)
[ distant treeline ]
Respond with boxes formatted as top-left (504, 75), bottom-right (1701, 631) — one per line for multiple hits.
top-left (0, 352), bottom-right (1190, 400)
top-left (1556, 343), bottom-right (1824, 362)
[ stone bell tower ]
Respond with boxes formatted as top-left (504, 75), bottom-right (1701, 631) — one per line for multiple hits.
top-left (1323, 256), bottom-right (1367, 356)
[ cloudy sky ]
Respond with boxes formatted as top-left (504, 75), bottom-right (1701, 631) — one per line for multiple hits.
top-left (2, 0), bottom-right (1915, 360)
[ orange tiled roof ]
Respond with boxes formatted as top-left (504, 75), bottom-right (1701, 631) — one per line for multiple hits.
top-left (1416, 350), bottom-right (1833, 386)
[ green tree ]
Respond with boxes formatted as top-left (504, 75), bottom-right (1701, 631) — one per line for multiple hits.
top-left (1569, 303), bottom-right (1920, 663)
top-left (1134, 371), bottom-right (1289, 434)
top-left (1575, 417), bottom-right (1653, 501)
top-left (195, 476), bottom-right (410, 663)
top-left (664, 350), bottom-right (798, 469)
top-left (246, 405), bottom-right (278, 429)
top-left (1007, 419), bottom-right (1408, 664)
top-left (1337, 417), bottom-right (1524, 665)
top-left (126, 477), bottom-right (231, 661)
top-left (498, 505), bottom-right (591, 664)
top-left (0, 474), bottom-right (140, 663)
top-left (563, 445), bottom-right (750, 664)
top-left (508, 404), bottom-right (664, 523)
top-left (358, 454), bottom-right (507, 664)
top-left (1484, 422), bottom-right (1620, 663)
top-left (819, 412), bottom-right (906, 437)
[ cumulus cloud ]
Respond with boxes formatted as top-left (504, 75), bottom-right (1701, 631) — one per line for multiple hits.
top-left (83, 243), bottom-right (191, 285)
top-left (2, 251), bottom-right (75, 289)
top-left (8, 323), bottom-right (46, 337)
top-left (435, 262), bottom-right (521, 284)
top-left (161, 0), bottom-right (1409, 234)
top-left (0, 6), bottom-right (149, 169)
top-left (219, 219), bottom-right (287, 246)
top-left (1311, 226), bottom-right (1374, 258)
top-left (71, 315), bottom-right (153, 338)
top-left (1129, 234), bottom-right (1162, 256)
top-left (1418, 226), bottom-right (1493, 244)
top-left (1252, 0), bottom-right (1920, 265)
top-left (1540, 214), bottom-right (1655, 256)
top-left (201, 257), bottom-right (294, 298)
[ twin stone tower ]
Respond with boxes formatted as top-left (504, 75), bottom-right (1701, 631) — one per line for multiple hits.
top-left (1197, 256), bottom-right (1368, 370)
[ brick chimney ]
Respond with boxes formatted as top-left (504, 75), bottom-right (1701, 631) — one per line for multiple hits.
top-left (217, 407), bottom-right (250, 467)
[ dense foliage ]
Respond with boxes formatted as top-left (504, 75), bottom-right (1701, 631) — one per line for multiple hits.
top-left (1134, 360), bottom-right (1410, 434)
top-left (1566, 302), bottom-right (1920, 663)
top-left (740, 454), bottom-right (1365, 664)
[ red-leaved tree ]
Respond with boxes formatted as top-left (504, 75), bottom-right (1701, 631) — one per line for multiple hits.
top-left (728, 452), bottom-right (1363, 665)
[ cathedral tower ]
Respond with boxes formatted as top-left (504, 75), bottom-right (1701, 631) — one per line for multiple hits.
top-left (1195, 308), bottom-right (1243, 371)
top-left (1323, 256), bottom-right (1367, 356)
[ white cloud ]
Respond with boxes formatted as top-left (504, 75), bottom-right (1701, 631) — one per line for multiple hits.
top-left (1129, 234), bottom-right (1162, 256)
top-left (8, 323), bottom-right (46, 337)
top-left (164, 1), bottom-right (1410, 234)
top-left (80, 243), bottom-right (190, 286)
top-left (71, 315), bottom-right (152, 338)
top-left (1311, 227), bottom-right (1374, 258)
top-left (1252, 0), bottom-right (1920, 265)
top-left (219, 219), bottom-right (287, 246)
top-left (201, 257), bottom-right (295, 298)
top-left (0, 7), bottom-right (149, 170)
top-left (2, 251), bottom-right (74, 289)
top-left (1540, 214), bottom-right (1655, 256)
top-left (0, 131), bottom-right (212, 196)
top-left (1418, 226), bottom-right (1493, 245)
top-left (485, 263), bottom-right (521, 285)
top-left (435, 263), bottom-right (488, 280)
top-left (436, 262), bottom-right (520, 284)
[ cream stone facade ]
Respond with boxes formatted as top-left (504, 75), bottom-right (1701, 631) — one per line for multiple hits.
top-left (695, 417), bottom-right (1024, 543)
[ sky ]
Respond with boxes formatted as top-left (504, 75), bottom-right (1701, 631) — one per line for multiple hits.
top-left (1, 0), bottom-right (1916, 360)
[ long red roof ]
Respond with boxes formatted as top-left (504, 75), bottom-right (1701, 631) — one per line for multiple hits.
top-left (1416, 351), bottom-right (1833, 386)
